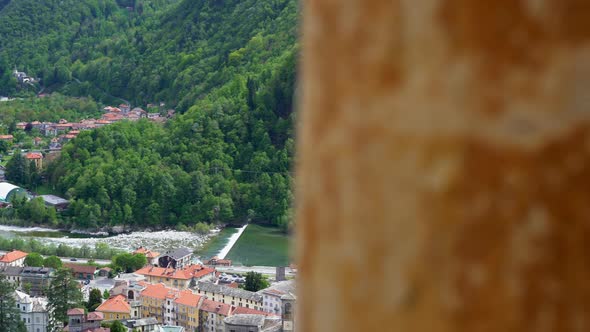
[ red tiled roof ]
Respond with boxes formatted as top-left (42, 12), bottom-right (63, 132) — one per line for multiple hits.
top-left (0, 250), bottom-right (28, 263)
top-left (25, 152), bottom-right (43, 160)
top-left (232, 306), bottom-right (278, 317)
top-left (174, 290), bottom-right (201, 307)
top-left (264, 289), bottom-right (286, 296)
top-left (96, 294), bottom-right (131, 314)
top-left (67, 308), bottom-right (85, 316)
top-left (199, 299), bottom-right (232, 316)
top-left (64, 263), bottom-right (97, 274)
top-left (86, 311), bottom-right (104, 321)
top-left (135, 264), bottom-right (214, 281)
top-left (133, 247), bottom-right (159, 258)
top-left (0, 135), bottom-right (14, 140)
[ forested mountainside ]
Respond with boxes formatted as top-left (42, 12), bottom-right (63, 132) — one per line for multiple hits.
top-left (0, 0), bottom-right (298, 230)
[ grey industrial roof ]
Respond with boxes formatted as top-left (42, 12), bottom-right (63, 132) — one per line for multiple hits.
top-left (0, 266), bottom-right (24, 276)
top-left (123, 317), bottom-right (159, 327)
top-left (197, 281), bottom-right (263, 302)
top-left (40, 194), bottom-right (69, 205)
top-left (224, 314), bottom-right (266, 327)
top-left (162, 248), bottom-right (192, 260)
top-left (260, 279), bottom-right (296, 296)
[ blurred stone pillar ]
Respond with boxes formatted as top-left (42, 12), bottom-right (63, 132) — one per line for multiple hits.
top-left (297, 1), bottom-right (590, 331)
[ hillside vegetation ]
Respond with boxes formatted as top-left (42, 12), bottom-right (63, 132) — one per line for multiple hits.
top-left (0, 0), bottom-right (298, 231)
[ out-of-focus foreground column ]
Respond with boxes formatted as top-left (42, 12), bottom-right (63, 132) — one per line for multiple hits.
top-left (296, 1), bottom-right (590, 331)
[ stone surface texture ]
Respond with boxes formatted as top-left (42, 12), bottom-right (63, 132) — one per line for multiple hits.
top-left (297, 1), bottom-right (590, 331)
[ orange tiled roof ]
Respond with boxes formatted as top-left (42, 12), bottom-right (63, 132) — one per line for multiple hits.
top-left (0, 135), bottom-right (14, 140)
top-left (96, 294), bottom-right (131, 314)
top-left (174, 290), bottom-right (201, 307)
top-left (140, 283), bottom-right (177, 300)
top-left (133, 247), bottom-right (160, 258)
top-left (25, 152), bottom-right (43, 159)
top-left (135, 264), bottom-right (214, 281)
top-left (199, 299), bottom-right (232, 316)
top-left (0, 250), bottom-right (28, 263)
top-left (86, 311), bottom-right (104, 321)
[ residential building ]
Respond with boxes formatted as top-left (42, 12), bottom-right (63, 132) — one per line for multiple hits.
top-left (133, 246), bottom-right (160, 266)
top-left (64, 263), bottom-right (97, 280)
top-left (49, 138), bottom-right (61, 150)
top-left (139, 283), bottom-right (176, 324)
top-left (259, 280), bottom-right (296, 315)
top-left (199, 299), bottom-right (232, 332)
top-left (96, 294), bottom-right (132, 321)
top-left (223, 314), bottom-right (282, 332)
top-left (65, 309), bottom-right (105, 332)
top-left (196, 282), bottom-right (263, 310)
top-left (98, 267), bottom-right (112, 277)
top-left (121, 317), bottom-right (161, 332)
top-left (14, 290), bottom-right (48, 332)
top-left (21, 267), bottom-right (53, 297)
top-left (25, 152), bottom-right (43, 169)
top-left (0, 266), bottom-right (23, 286)
top-left (280, 293), bottom-right (296, 331)
top-left (204, 256), bottom-right (232, 267)
top-left (158, 248), bottom-right (193, 269)
top-left (135, 264), bottom-right (215, 289)
top-left (0, 250), bottom-right (28, 267)
top-left (173, 290), bottom-right (202, 331)
top-left (0, 134), bottom-right (14, 140)
top-left (139, 283), bottom-right (204, 331)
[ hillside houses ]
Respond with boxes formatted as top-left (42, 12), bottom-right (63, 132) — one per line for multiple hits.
top-left (9, 104), bottom-right (174, 152)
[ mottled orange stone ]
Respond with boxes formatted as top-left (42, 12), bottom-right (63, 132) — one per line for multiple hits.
top-left (297, 1), bottom-right (590, 331)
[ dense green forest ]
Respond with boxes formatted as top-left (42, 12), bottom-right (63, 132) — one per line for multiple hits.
top-left (0, 0), bottom-right (298, 230)
top-left (0, 94), bottom-right (101, 124)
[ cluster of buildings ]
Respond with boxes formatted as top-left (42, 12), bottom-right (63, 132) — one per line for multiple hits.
top-left (0, 103), bottom-right (175, 171)
top-left (10, 103), bottom-right (174, 150)
top-left (1, 246), bottom-right (296, 332)
top-left (0, 181), bottom-right (69, 210)
top-left (74, 246), bottom-right (295, 332)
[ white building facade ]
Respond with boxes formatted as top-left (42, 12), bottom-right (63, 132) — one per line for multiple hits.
top-left (15, 290), bottom-right (49, 332)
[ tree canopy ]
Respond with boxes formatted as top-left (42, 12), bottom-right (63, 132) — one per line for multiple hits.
top-left (0, 0), bottom-right (298, 230)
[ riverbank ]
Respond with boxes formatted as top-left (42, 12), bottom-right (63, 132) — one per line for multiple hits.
top-left (0, 224), bottom-right (211, 252)
top-left (0, 223), bottom-right (291, 266)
